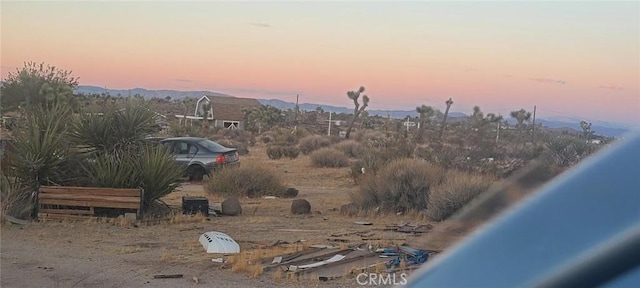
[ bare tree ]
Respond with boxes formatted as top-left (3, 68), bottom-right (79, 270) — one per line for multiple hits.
top-left (344, 86), bottom-right (369, 139)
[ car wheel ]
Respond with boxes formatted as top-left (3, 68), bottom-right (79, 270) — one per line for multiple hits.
top-left (188, 166), bottom-right (206, 182)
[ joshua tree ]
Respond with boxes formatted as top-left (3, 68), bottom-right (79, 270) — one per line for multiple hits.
top-left (416, 105), bottom-right (435, 130)
top-left (580, 120), bottom-right (595, 140)
top-left (344, 86), bottom-right (369, 139)
top-left (439, 98), bottom-right (454, 139)
top-left (510, 108), bottom-right (532, 146)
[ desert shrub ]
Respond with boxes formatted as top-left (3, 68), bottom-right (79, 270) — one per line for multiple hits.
top-left (299, 135), bottom-right (333, 155)
top-left (310, 148), bottom-right (349, 168)
top-left (205, 165), bottom-right (286, 198)
top-left (282, 146), bottom-right (300, 159)
top-left (333, 140), bottom-right (365, 158)
top-left (350, 158), bottom-right (445, 213)
top-left (0, 173), bottom-right (34, 220)
top-left (266, 145), bottom-right (284, 159)
top-left (261, 134), bottom-right (275, 144)
top-left (217, 129), bottom-right (255, 146)
top-left (266, 144), bottom-right (299, 160)
top-left (426, 172), bottom-right (493, 221)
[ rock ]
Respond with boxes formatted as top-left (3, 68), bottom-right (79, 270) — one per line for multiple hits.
top-left (291, 199), bottom-right (311, 215)
top-left (340, 203), bottom-right (359, 217)
top-left (222, 197), bottom-right (242, 216)
top-left (282, 187), bottom-right (299, 198)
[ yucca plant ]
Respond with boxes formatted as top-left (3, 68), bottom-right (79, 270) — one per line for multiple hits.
top-left (11, 104), bottom-right (74, 190)
top-left (71, 99), bottom-right (159, 156)
top-left (136, 144), bottom-right (183, 206)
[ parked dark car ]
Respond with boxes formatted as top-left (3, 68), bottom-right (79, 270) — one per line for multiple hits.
top-left (151, 137), bottom-right (240, 181)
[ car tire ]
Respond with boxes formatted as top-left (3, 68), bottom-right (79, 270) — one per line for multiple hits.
top-left (188, 166), bottom-right (206, 182)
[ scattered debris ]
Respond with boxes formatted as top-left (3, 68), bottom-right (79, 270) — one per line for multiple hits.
top-left (395, 224), bottom-right (432, 233)
top-left (274, 229), bottom-right (321, 233)
top-left (354, 221), bottom-right (373, 225)
top-left (262, 196), bottom-right (278, 200)
top-left (310, 245), bottom-right (338, 249)
top-left (271, 256), bottom-right (283, 264)
top-left (289, 254), bottom-right (346, 271)
top-left (221, 197), bottom-right (242, 216)
top-left (211, 258), bottom-right (225, 263)
top-left (153, 274), bottom-right (183, 279)
top-left (199, 231), bottom-right (240, 254)
top-left (192, 276), bottom-right (199, 284)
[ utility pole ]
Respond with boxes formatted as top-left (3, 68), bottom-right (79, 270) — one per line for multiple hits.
top-left (328, 112), bottom-right (332, 136)
top-left (531, 105), bottom-right (537, 143)
top-left (294, 94), bottom-right (299, 123)
top-left (496, 121), bottom-right (500, 143)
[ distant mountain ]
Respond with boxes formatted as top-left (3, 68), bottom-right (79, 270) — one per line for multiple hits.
top-left (258, 98), bottom-right (468, 119)
top-left (75, 85), bottom-right (232, 99)
top-left (74, 86), bottom-right (632, 137)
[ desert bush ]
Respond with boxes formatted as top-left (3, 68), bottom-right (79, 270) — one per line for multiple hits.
top-left (266, 144), bottom-right (299, 160)
top-left (299, 135), bottom-right (332, 155)
top-left (310, 148), bottom-right (349, 168)
top-left (0, 173), bottom-right (34, 220)
top-left (266, 145), bottom-right (284, 160)
top-left (426, 172), bottom-right (493, 221)
top-left (333, 140), bottom-right (365, 158)
top-left (205, 165), bottom-right (286, 198)
top-left (350, 158), bottom-right (445, 213)
top-left (282, 146), bottom-right (300, 159)
top-left (217, 129), bottom-right (255, 146)
top-left (261, 134), bottom-right (275, 144)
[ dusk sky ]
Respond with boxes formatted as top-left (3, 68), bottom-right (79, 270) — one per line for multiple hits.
top-left (2, 1), bottom-right (638, 125)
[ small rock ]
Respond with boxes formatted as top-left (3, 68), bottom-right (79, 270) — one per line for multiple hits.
top-left (291, 199), bottom-right (311, 215)
top-left (221, 197), bottom-right (242, 216)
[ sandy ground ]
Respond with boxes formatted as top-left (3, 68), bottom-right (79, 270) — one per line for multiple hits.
top-left (1, 147), bottom-right (430, 288)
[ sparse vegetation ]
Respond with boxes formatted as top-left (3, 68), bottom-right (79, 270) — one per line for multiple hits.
top-left (298, 134), bottom-right (332, 155)
top-left (426, 172), bottom-right (494, 221)
top-left (333, 140), bottom-right (365, 158)
top-left (310, 148), bottom-right (349, 168)
top-left (204, 165), bottom-right (286, 198)
top-left (351, 158), bottom-right (445, 213)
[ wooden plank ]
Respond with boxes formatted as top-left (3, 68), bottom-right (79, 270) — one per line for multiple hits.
top-left (38, 198), bottom-right (140, 209)
top-left (39, 186), bottom-right (141, 197)
top-left (38, 194), bottom-right (140, 203)
top-left (38, 208), bottom-right (94, 215)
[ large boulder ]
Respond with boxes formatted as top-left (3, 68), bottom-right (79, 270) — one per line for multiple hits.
top-left (291, 199), bottom-right (311, 215)
top-left (222, 197), bottom-right (242, 216)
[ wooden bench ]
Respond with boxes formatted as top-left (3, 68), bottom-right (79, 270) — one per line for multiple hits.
top-left (37, 186), bottom-right (144, 220)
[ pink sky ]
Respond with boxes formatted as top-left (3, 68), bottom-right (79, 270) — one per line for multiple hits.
top-left (1, 1), bottom-right (638, 125)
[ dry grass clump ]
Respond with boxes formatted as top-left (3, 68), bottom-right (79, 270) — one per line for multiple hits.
top-left (351, 158), bottom-right (445, 213)
top-left (204, 165), bottom-right (286, 198)
top-left (427, 171), bottom-right (494, 221)
top-left (0, 173), bottom-right (33, 221)
top-left (310, 148), bottom-right (349, 168)
top-left (299, 135), bottom-right (332, 155)
top-left (333, 140), bottom-right (365, 158)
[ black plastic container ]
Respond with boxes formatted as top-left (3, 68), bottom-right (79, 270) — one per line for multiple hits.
top-left (182, 196), bottom-right (209, 216)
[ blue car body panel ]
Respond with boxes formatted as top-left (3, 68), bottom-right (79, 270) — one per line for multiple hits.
top-left (407, 129), bottom-right (640, 288)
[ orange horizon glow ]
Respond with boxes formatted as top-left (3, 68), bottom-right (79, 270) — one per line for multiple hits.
top-left (1, 1), bottom-right (638, 125)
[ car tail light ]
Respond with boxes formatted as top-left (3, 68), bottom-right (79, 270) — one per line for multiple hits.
top-left (215, 154), bottom-right (226, 164)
